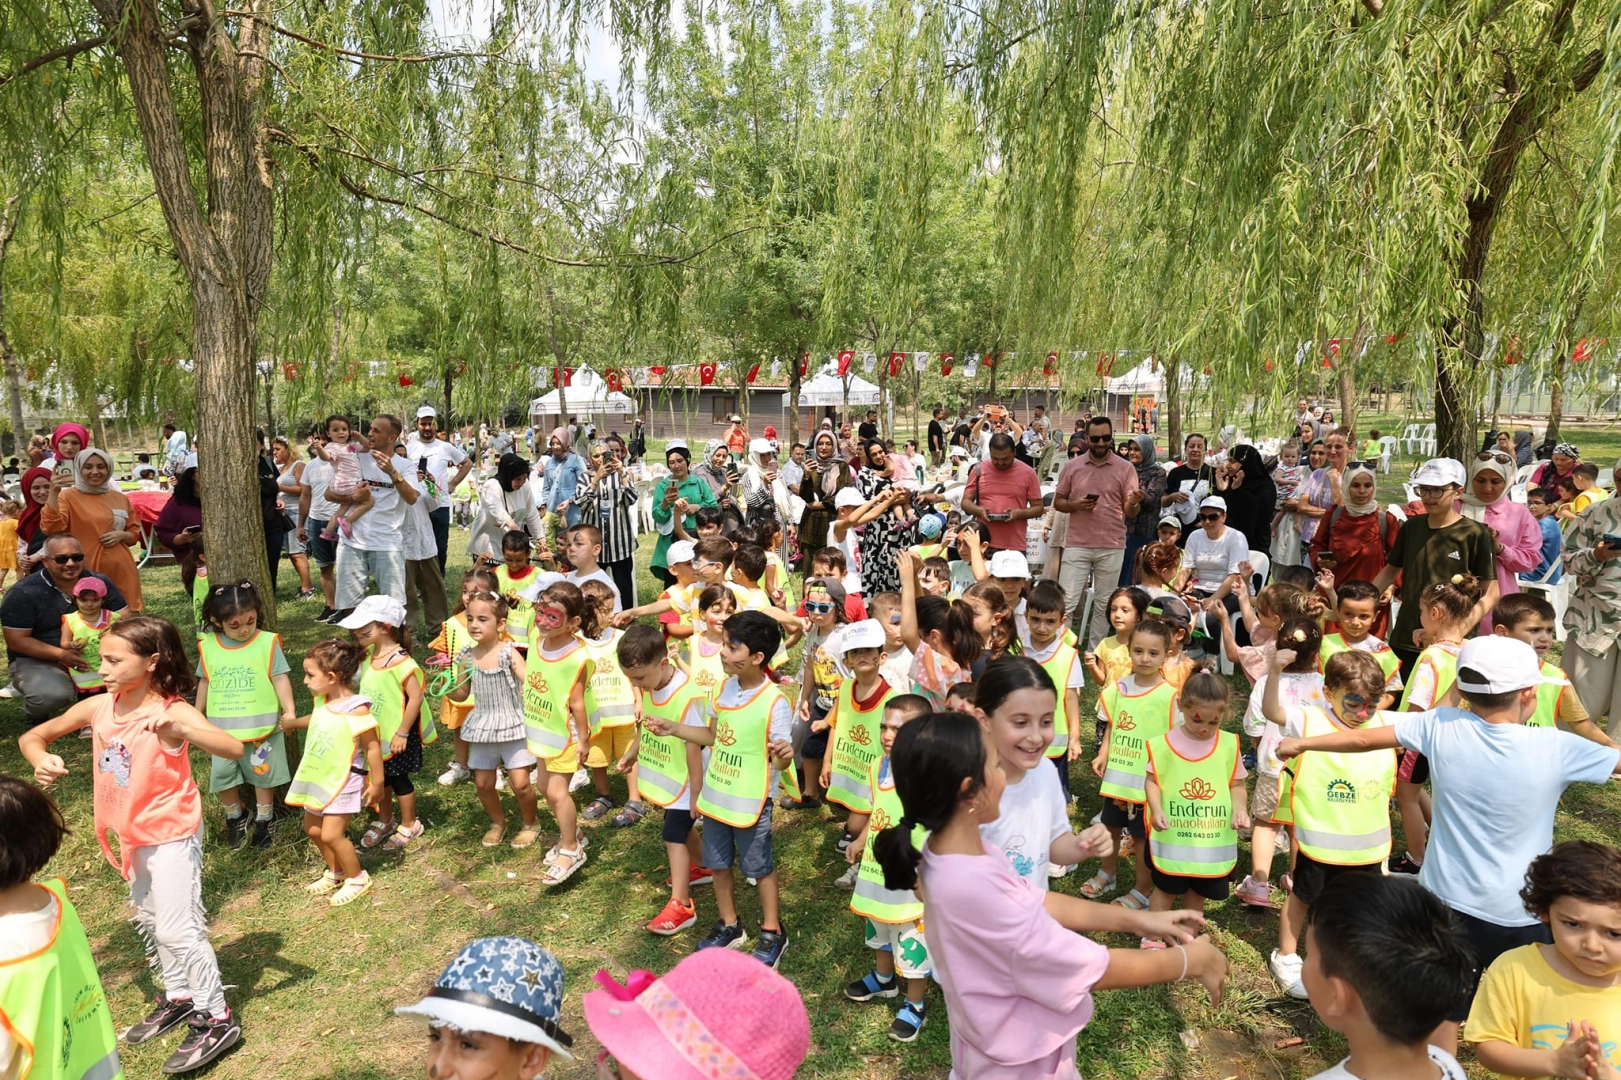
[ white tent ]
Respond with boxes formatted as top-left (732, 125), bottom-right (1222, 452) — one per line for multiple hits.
top-left (1103, 357), bottom-right (1165, 397)
top-left (530, 367), bottom-right (637, 417)
top-left (798, 364), bottom-right (880, 407)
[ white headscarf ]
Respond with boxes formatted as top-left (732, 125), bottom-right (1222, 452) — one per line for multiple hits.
top-left (1340, 462), bottom-right (1380, 517)
top-left (1460, 454), bottom-right (1513, 523)
top-left (72, 448), bottom-right (116, 495)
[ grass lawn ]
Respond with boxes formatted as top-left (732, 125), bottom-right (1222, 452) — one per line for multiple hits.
top-left (6, 418), bottom-right (1618, 1079)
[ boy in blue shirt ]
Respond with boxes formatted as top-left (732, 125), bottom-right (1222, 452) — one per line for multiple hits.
top-left (1526, 486), bottom-right (1563, 583)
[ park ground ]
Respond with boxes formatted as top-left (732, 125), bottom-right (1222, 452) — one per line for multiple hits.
top-left (6, 415), bottom-right (1621, 1079)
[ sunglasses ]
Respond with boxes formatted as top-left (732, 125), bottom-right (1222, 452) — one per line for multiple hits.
top-left (1475, 451), bottom-right (1513, 465)
top-left (1087, 434), bottom-right (1113, 442)
top-left (1197, 512), bottom-right (1221, 522)
top-left (804, 601), bottom-right (835, 615)
top-left (51, 553), bottom-right (85, 565)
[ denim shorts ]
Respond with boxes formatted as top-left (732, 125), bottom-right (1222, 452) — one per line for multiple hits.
top-left (701, 804), bottom-right (774, 879)
top-left (305, 520), bottom-right (337, 568)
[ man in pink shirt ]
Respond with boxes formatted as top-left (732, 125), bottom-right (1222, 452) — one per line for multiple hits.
top-left (1054, 416), bottom-right (1143, 649)
top-left (959, 434), bottom-right (1045, 553)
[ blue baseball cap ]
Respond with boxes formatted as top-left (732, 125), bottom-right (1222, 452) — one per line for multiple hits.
top-left (396, 937), bottom-right (574, 1056)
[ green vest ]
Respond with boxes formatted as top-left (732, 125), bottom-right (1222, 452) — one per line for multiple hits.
top-left (495, 566), bottom-right (537, 641)
top-left (1398, 645), bottom-right (1458, 711)
top-left (1284, 707), bottom-right (1395, 865)
top-left (191, 572), bottom-right (209, 632)
top-left (1098, 680), bottom-right (1177, 803)
top-left (850, 756), bottom-right (925, 923)
top-left (695, 681), bottom-right (783, 827)
top-left (825, 678), bottom-right (894, 813)
top-left (443, 616), bottom-right (478, 707)
top-left (0, 880), bottom-right (122, 1080)
top-left (359, 650), bottom-right (432, 760)
top-left (1144, 731), bottom-right (1240, 877)
top-left (1032, 640), bottom-right (1080, 759)
top-left (1530, 661), bottom-right (1566, 729)
top-left (584, 630), bottom-right (637, 733)
top-left (198, 631), bottom-right (281, 740)
top-left (1319, 634), bottom-right (1400, 682)
top-left (523, 637), bottom-right (592, 759)
top-left (636, 674), bottom-right (705, 808)
top-left (288, 701), bottom-right (364, 810)
top-left (62, 612), bottom-right (117, 693)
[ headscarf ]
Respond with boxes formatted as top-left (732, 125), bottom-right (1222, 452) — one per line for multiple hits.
top-left (694, 438), bottom-right (733, 499)
top-left (1340, 462), bottom-right (1380, 517)
top-left (1460, 454), bottom-right (1514, 523)
top-left (496, 452), bottom-right (530, 491)
top-left (17, 466), bottom-right (50, 542)
top-left (72, 448), bottom-right (115, 495)
top-left (807, 431), bottom-right (844, 498)
top-left (1131, 434), bottom-right (1160, 486)
top-left (51, 423), bottom-right (90, 458)
top-left (1221, 444), bottom-right (1277, 553)
top-left (744, 438), bottom-right (775, 481)
top-left (548, 427), bottom-right (570, 454)
top-left (1554, 442), bottom-right (1580, 462)
top-left (1514, 431), bottom-right (1533, 467)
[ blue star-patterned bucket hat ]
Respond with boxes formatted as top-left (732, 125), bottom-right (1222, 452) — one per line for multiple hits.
top-left (396, 936), bottom-right (574, 1057)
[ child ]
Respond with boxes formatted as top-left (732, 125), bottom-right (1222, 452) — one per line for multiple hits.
top-left (872, 711), bottom-right (1227, 1077)
top-left (843, 692), bottom-right (935, 1041)
top-left (340, 596), bottom-right (429, 852)
top-left (756, 518), bottom-right (796, 611)
top-left (448, 591), bottom-right (546, 852)
top-left (1022, 581), bottom-right (1084, 809)
top-left (1468, 840), bottom-right (1621, 1078)
top-left (681, 584), bottom-right (736, 696)
top-left (1218, 580), bottom-right (1322, 683)
top-left (314, 429), bottom-right (372, 541)
top-left (561, 523), bottom-right (622, 611)
top-left (189, 545), bottom-right (209, 632)
top-left (806, 546), bottom-right (869, 619)
top-left (21, 616), bottom-right (245, 1073)
top-left (729, 543), bottom-right (800, 658)
top-left (397, 936), bottom-right (574, 1077)
top-left (1302, 872), bottom-right (1474, 1080)
top-left (791, 577), bottom-right (852, 810)
top-left (1271, 441), bottom-right (1309, 566)
top-left (451, 473), bottom-right (476, 527)
top-left (196, 581), bottom-right (297, 849)
top-left (616, 624), bottom-right (711, 935)
top-left (963, 579), bottom-right (1015, 665)
top-left (650, 611), bottom-right (795, 969)
top-left (1319, 579), bottom-right (1402, 708)
top-left (1143, 671), bottom-right (1248, 943)
top-left (495, 528), bottom-right (540, 643)
top-left (819, 619), bottom-right (895, 884)
top-left (1155, 515), bottom-right (1183, 552)
top-left (432, 567), bottom-right (504, 787)
top-left (578, 578), bottom-right (643, 826)
top-left (918, 554), bottom-right (954, 598)
top-left (524, 581), bottom-right (595, 886)
top-left (1145, 594), bottom-right (1199, 690)
top-left (1086, 620), bottom-right (1179, 906)
top-left (944, 680), bottom-right (976, 712)
top-left (614, 539), bottom-right (699, 646)
top-left (1557, 461), bottom-right (1608, 522)
top-left (897, 551), bottom-right (983, 707)
top-left (1487, 592), bottom-right (1617, 746)
top-left (868, 591), bottom-right (914, 691)
top-left (690, 535), bottom-right (741, 605)
top-left (1263, 647), bottom-right (1393, 998)
top-left (1084, 586), bottom-right (1148, 692)
top-left (0, 498), bottom-right (18, 592)
top-left (1527, 486), bottom-right (1565, 583)
top-left (0, 779), bottom-right (122, 1080)
top-left (62, 576), bottom-right (120, 695)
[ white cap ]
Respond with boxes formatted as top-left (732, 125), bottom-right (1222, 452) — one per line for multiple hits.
top-left (182, 452), bottom-right (198, 471)
top-left (841, 619), bottom-right (887, 652)
top-left (988, 550), bottom-right (1030, 578)
top-left (1198, 495), bottom-right (1227, 512)
top-left (834, 488), bottom-right (865, 509)
top-left (416, 405), bottom-right (437, 419)
top-left (1158, 512), bottom-right (1182, 529)
top-left (337, 595), bottom-right (407, 629)
top-left (1412, 457), bottom-right (1467, 487)
top-left (748, 438), bottom-right (774, 455)
top-left (1455, 637), bottom-right (1568, 696)
top-left (517, 571), bottom-right (566, 603)
top-left (666, 540), bottom-right (696, 565)
top-left (729, 414), bottom-right (743, 423)
top-left (948, 445), bottom-right (969, 458)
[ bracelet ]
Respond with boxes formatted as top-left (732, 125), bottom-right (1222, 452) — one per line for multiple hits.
top-left (1174, 944), bottom-right (1188, 981)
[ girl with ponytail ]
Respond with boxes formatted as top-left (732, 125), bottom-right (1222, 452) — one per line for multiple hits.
top-left (897, 551), bottom-right (983, 707)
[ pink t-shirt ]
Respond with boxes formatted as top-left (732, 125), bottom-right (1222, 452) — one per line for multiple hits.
top-left (964, 459), bottom-right (1043, 551)
top-left (1055, 453), bottom-right (1139, 550)
top-left (921, 842), bottom-right (1110, 1078)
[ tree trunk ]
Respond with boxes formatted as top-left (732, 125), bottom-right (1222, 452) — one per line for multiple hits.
top-left (1338, 321), bottom-right (1369, 437)
top-left (1544, 283), bottom-right (1590, 445)
top-left (787, 349), bottom-right (803, 449)
top-left (1164, 352), bottom-right (1182, 453)
top-left (1547, 358), bottom-right (1565, 444)
top-left (0, 195), bottom-right (25, 451)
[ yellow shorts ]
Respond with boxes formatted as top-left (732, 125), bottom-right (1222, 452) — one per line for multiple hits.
top-left (440, 698), bottom-right (473, 732)
top-left (542, 742), bottom-right (582, 774)
top-left (586, 725), bottom-right (637, 769)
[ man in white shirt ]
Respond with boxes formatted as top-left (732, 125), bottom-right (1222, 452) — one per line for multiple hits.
top-left (329, 414), bottom-right (418, 615)
top-left (402, 405), bottom-right (471, 575)
top-left (402, 477), bottom-right (447, 647)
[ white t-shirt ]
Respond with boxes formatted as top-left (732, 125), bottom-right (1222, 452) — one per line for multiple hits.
top-left (302, 457), bottom-right (336, 522)
top-left (979, 759), bottom-right (1069, 888)
top-left (1022, 635), bottom-right (1084, 690)
top-left (1243, 672), bottom-right (1327, 777)
top-left (880, 642), bottom-right (913, 694)
top-left (1308, 1046), bottom-right (1467, 1080)
top-left (403, 435), bottom-right (467, 512)
top-left (564, 568), bottom-right (623, 613)
top-left (1182, 526), bottom-right (1251, 592)
top-left (833, 522), bottom-right (863, 594)
top-left (401, 491), bottom-right (438, 562)
top-left (650, 669), bottom-right (708, 812)
top-left (343, 452), bottom-right (414, 552)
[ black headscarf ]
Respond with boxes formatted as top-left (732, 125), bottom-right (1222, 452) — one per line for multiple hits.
top-left (496, 452), bottom-right (530, 491)
top-left (1222, 444), bottom-right (1277, 557)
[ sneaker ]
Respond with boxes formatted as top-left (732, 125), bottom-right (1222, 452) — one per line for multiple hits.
top-left (495, 769), bottom-right (508, 792)
top-left (1235, 875), bottom-right (1274, 908)
top-left (835, 830), bottom-right (856, 854)
top-left (647, 896), bottom-right (697, 936)
top-left (1275, 830), bottom-right (1290, 856)
top-left (161, 1010), bottom-right (241, 1074)
top-left (1388, 851), bottom-right (1422, 875)
top-left (696, 920), bottom-right (749, 952)
top-left (1049, 863), bottom-right (1073, 879)
top-left (750, 926), bottom-right (788, 969)
top-left (834, 863), bottom-right (860, 889)
top-left (315, 606), bottom-right (336, 623)
top-left (1269, 949), bottom-right (1308, 999)
top-left (844, 970), bottom-right (899, 1002)
top-left (666, 865), bottom-right (714, 888)
top-left (438, 761), bottom-right (472, 786)
top-left (778, 795), bottom-right (820, 810)
top-left (224, 813), bottom-right (248, 850)
top-left (250, 817), bottom-right (273, 850)
top-left (889, 999), bottom-right (928, 1043)
top-left (77, 725), bottom-right (93, 738)
top-left (0, 686), bottom-right (17, 699)
top-left (296, 589), bottom-right (317, 601)
top-left (568, 768), bottom-right (591, 793)
top-left (123, 996), bottom-right (197, 1046)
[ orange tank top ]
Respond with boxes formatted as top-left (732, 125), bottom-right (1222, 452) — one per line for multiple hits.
top-left (91, 692), bottom-right (203, 879)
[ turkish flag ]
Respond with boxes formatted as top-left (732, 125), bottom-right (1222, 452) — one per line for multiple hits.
top-left (1044, 351), bottom-right (1058, 376)
top-left (1504, 335), bottom-right (1522, 365)
top-left (889, 351), bottom-right (905, 378)
top-left (1574, 337), bottom-right (1595, 363)
top-left (746, 362), bottom-right (761, 384)
top-left (1264, 359), bottom-right (1275, 372)
top-left (398, 373), bottom-right (414, 387)
top-left (1327, 339), bottom-right (1341, 357)
top-left (940, 352), bottom-right (954, 376)
top-left (1095, 352), bottom-right (1115, 377)
top-left (553, 367), bottom-right (574, 387)
top-left (837, 350), bottom-right (853, 377)
top-left (650, 364), bottom-right (666, 376)
top-left (800, 352), bottom-right (809, 378)
top-left (605, 368), bottom-right (623, 392)
top-left (699, 363), bottom-right (717, 386)
top-left (283, 362), bottom-right (299, 381)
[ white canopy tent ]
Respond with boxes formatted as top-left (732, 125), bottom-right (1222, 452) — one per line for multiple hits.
top-left (1103, 357), bottom-right (1165, 397)
top-left (530, 367), bottom-right (637, 418)
top-left (797, 364), bottom-right (880, 407)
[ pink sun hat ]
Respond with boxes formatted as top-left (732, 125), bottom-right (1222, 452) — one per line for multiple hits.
top-left (584, 950), bottom-right (809, 1080)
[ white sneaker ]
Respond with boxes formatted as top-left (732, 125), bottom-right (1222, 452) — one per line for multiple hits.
top-left (0, 686), bottom-right (18, 699)
top-left (437, 761), bottom-right (471, 786)
top-left (568, 768), bottom-right (590, 793)
top-left (495, 769), bottom-right (508, 792)
top-left (1269, 949), bottom-right (1308, 999)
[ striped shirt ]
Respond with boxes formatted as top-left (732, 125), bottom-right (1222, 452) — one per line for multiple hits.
top-left (576, 469), bottom-right (640, 565)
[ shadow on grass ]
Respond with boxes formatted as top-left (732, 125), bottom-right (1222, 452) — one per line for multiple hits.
top-left (217, 930), bottom-right (319, 1005)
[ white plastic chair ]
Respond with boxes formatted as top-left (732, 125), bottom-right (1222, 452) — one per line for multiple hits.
top-left (1419, 424), bottom-right (1437, 456)
top-left (1385, 503), bottom-right (1408, 522)
top-left (1215, 550), bottom-right (1272, 675)
top-left (1518, 558), bottom-right (1569, 642)
top-left (1401, 424), bottom-right (1423, 454)
top-left (1599, 467), bottom-right (1615, 493)
top-left (1377, 436), bottom-right (1398, 474)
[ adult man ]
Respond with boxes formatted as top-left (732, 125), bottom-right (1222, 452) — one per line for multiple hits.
top-left (401, 468), bottom-right (446, 648)
top-left (779, 442), bottom-right (807, 490)
top-left (959, 433), bottom-right (1044, 555)
top-left (330, 414), bottom-right (418, 614)
top-left (724, 415), bottom-right (750, 457)
top-left (1054, 415), bottom-right (1143, 648)
top-left (1, 535), bottom-right (128, 726)
top-left (403, 405), bottom-right (471, 575)
top-left (927, 407), bottom-right (947, 465)
top-left (162, 422), bottom-right (189, 476)
top-left (579, 435), bottom-right (641, 607)
top-left (969, 406), bottom-right (1027, 462)
top-left (858, 410), bottom-right (879, 442)
top-left (535, 428), bottom-right (588, 541)
top-left (298, 419), bottom-right (341, 623)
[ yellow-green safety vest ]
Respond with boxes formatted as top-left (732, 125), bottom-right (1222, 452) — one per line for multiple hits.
top-left (442, 615), bottom-right (478, 708)
top-left (191, 571), bottom-right (209, 632)
top-left (682, 637), bottom-right (728, 698)
top-left (636, 674), bottom-right (706, 808)
top-left (1032, 640), bottom-right (1080, 759)
top-left (1098, 679), bottom-right (1177, 803)
top-left (495, 566), bottom-right (537, 641)
top-left (523, 636), bottom-right (592, 759)
top-left (288, 700), bottom-right (369, 811)
top-left (1398, 645), bottom-right (1458, 711)
top-left (583, 629), bottom-right (637, 733)
top-left (850, 756), bottom-right (926, 923)
top-left (695, 681), bottom-right (784, 827)
top-left (0, 880), bottom-right (122, 1080)
top-left (1281, 706), bottom-right (1396, 865)
top-left (1144, 731), bottom-right (1240, 878)
top-left (1530, 661), bottom-right (1567, 728)
top-left (1319, 634), bottom-right (1400, 682)
top-left (198, 630), bottom-right (281, 741)
top-left (359, 650), bottom-right (434, 759)
top-left (61, 611), bottom-right (119, 693)
top-left (825, 678), bottom-right (895, 813)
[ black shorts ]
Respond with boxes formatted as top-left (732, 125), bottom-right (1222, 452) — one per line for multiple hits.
top-left (1448, 907), bottom-right (1552, 1022)
top-left (661, 807), bottom-right (697, 845)
top-left (1146, 845), bottom-right (1231, 901)
top-left (1099, 798), bottom-right (1146, 838)
top-left (1287, 850), bottom-right (1383, 906)
top-left (1398, 749), bottom-right (1430, 785)
top-left (802, 707), bottom-right (831, 760)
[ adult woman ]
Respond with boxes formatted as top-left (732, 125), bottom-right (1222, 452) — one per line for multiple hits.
top-left (1532, 442), bottom-right (1580, 492)
top-left (740, 438), bottom-right (783, 527)
top-left (797, 430), bottom-right (854, 555)
top-left (256, 433), bottom-right (286, 589)
top-left (1162, 432), bottom-right (1216, 539)
top-left (1119, 434), bottom-right (1167, 586)
top-left (1513, 430), bottom-right (1534, 467)
top-left (650, 444), bottom-right (717, 585)
top-left (467, 452), bottom-right (543, 562)
top-left (14, 466), bottom-right (51, 572)
top-left (39, 448), bottom-right (141, 610)
top-left (1308, 463), bottom-right (1399, 631)
top-left (1215, 444), bottom-right (1277, 559)
top-left (853, 440), bottom-right (913, 596)
top-left (272, 437), bottom-right (315, 599)
top-left (153, 461), bottom-right (204, 595)
top-left (1289, 430), bottom-right (1351, 556)
top-left (576, 439), bottom-right (640, 606)
top-left (1460, 451), bottom-right (1543, 628)
top-left (1180, 496), bottom-right (1251, 639)
top-left (44, 423), bottom-right (88, 469)
top-left (1561, 499), bottom-right (1621, 736)
top-left (694, 439), bottom-right (741, 530)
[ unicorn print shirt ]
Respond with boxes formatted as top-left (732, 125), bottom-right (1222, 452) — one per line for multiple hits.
top-left (979, 757), bottom-right (1069, 889)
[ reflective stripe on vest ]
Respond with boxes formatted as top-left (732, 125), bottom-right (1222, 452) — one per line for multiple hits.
top-left (1530, 662), bottom-right (1565, 728)
top-left (524, 638), bottom-right (592, 759)
top-left (1034, 642), bottom-right (1079, 759)
top-left (584, 630), bottom-right (638, 732)
top-left (850, 757), bottom-right (925, 923)
top-left (1097, 680), bottom-right (1177, 803)
top-left (636, 676), bottom-right (705, 808)
top-left (359, 651), bottom-right (428, 759)
top-left (826, 679), bottom-right (893, 813)
top-left (198, 631), bottom-right (281, 740)
top-left (1144, 732), bottom-right (1240, 877)
top-left (64, 611), bottom-right (116, 692)
top-left (1286, 707), bottom-right (1395, 865)
top-left (695, 682), bottom-right (782, 827)
top-left (287, 702), bottom-right (362, 811)
top-left (1398, 647), bottom-right (1457, 711)
top-left (0, 880), bottom-right (124, 1080)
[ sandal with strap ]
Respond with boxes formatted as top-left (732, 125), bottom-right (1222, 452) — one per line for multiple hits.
top-left (542, 845), bottom-right (587, 886)
top-left (609, 801), bottom-right (646, 828)
top-left (360, 821), bottom-right (396, 849)
top-left (1111, 888), bottom-right (1151, 910)
top-left (543, 834), bottom-right (590, 863)
top-left (1078, 870), bottom-right (1117, 899)
top-left (581, 795), bottom-right (616, 822)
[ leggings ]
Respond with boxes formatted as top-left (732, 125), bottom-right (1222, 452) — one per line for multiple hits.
top-left (387, 773), bottom-right (415, 797)
top-left (128, 828), bottom-right (227, 1017)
